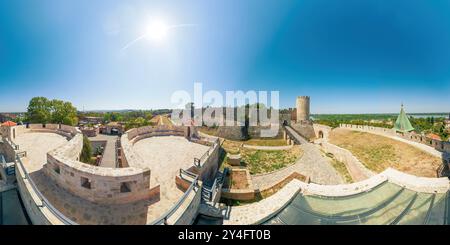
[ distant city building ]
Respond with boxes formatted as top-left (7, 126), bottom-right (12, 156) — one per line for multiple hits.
top-left (427, 133), bottom-right (442, 141)
top-left (445, 114), bottom-right (450, 129)
top-left (79, 116), bottom-right (104, 125)
top-left (104, 122), bottom-right (124, 135)
top-left (0, 113), bottom-right (17, 123)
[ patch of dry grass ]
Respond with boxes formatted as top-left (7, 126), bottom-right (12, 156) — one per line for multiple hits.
top-left (244, 138), bottom-right (287, 146)
top-left (325, 153), bottom-right (353, 183)
top-left (329, 129), bottom-right (442, 177)
top-left (220, 139), bottom-right (303, 175)
top-left (242, 146), bottom-right (303, 175)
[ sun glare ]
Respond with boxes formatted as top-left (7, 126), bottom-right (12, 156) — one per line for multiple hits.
top-left (145, 20), bottom-right (169, 42)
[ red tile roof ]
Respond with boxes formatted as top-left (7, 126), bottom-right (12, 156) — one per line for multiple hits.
top-left (1, 121), bottom-right (17, 127)
top-left (427, 133), bottom-right (441, 141)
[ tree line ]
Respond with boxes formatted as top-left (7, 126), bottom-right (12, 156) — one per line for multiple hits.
top-left (26, 97), bottom-right (78, 126)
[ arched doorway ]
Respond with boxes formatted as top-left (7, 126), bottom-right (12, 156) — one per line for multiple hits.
top-left (318, 131), bottom-right (324, 138)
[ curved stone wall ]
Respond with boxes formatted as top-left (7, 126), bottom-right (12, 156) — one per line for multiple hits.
top-left (121, 125), bottom-right (220, 182)
top-left (13, 124), bottom-right (156, 205)
top-left (121, 125), bottom-right (188, 169)
top-left (224, 169), bottom-right (450, 225)
top-left (319, 141), bottom-right (375, 181)
top-left (304, 168), bottom-right (449, 196)
top-left (45, 133), bottom-right (154, 205)
top-left (340, 124), bottom-right (450, 156)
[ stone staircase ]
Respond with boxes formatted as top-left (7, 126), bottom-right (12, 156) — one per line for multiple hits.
top-left (198, 169), bottom-right (230, 218)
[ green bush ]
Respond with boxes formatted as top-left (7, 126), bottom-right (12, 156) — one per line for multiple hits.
top-left (80, 135), bottom-right (93, 164)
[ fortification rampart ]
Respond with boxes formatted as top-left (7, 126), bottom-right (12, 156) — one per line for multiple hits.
top-left (45, 133), bottom-right (155, 205)
top-left (339, 124), bottom-right (450, 160)
top-left (122, 125), bottom-right (219, 183)
top-left (121, 125), bottom-right (188, 169)
top-left (8, 124), bottom-right (156, 205)
top-left (312, 124), bottom-right (332, 140)
top-left (319, 141), bottom-right (375, 181)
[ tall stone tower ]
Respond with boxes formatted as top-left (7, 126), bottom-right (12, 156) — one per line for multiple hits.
top-left (296, 96), bottom-right (310, 123)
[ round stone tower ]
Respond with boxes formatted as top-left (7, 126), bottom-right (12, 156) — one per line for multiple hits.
top-left (296, 96), bottom-right (310, 123)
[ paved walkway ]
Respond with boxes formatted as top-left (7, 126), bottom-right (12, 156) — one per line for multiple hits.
top-left (132, 136), bottom-right (210, 220)
top-left (89, 134), bottom-right (118, 168)
top-left (252, 127), bottom-right (343, 187)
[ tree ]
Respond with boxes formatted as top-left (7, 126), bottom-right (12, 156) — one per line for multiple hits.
top-left (124, 117), bottom-right (152, 131)
top-left (50, 99), bottom-right (78, 126)
top-left (26, 97), bottom-right (79, 126)
top-left (438, 123), bottom-right (449, 141)
top-left (104, 112), bottom-right (123, 122)
top-left (26, 97), bottom-right (52, 123)
top-left (80, 135), bottom-right (93, 164)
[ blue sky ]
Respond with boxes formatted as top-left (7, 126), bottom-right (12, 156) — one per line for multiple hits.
top-left (0, 0), bottom-right (449, 113)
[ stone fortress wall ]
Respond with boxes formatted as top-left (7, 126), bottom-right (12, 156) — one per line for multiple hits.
top-left (121, 125), bottom-right (220, 225)
top-left (1, 131), bottom-right (68, 224)
top-left (319, 141), bottom-right (376, 182)
top-left (1, 122), bottom-right (220, 225)
top-left (311, 123), bottom-right (450, 181)
top-left (339, 124), bottom-right (450, 155)
top-left (9, 124), bottom-right (156, 205)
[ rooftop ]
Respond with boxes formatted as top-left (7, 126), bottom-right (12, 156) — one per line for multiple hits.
top-left (1, 121), bottom-right (17, 127)
top-left (13, 130), bottom-right (209, 224)
top-left (263, 181), bottom-right (449, 225)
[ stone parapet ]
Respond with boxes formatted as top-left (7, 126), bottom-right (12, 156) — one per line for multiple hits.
top-left (8, 125), bottom-right (156, 206)
top-left (340, 124), bottom-right (450, 157)
top-left (319, 141), bottom-right (375, 181)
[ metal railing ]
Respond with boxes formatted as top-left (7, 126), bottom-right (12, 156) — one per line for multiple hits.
top-left (17, 151), bottom-right (27, 158)
top-left (180, 168), bottom-right (198, 180)
top-left (3, 138), bottom-right (19, 150)
top-left (436, 164), bottom-right (447, 177)
top-left (149, 175), bottom-right (199, 225)
top-left (194, 138), bottom-right (220, 168)
top-left (15, 155), bottom-right (78, 225)
top-left (6, 137), bottom-right (78, 225)
top-left (201, 168), bottom-right (228, 204)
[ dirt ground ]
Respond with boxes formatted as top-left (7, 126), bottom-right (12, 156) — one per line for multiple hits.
top-left (329, 129), bottom-right (442, 177)
top-left (230, 171), bottom-right (249, 189)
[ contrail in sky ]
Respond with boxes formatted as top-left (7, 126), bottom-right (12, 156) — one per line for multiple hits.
top-left (121, 24), bottom-right (197, 51)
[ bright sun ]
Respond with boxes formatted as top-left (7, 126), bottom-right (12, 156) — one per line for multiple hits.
top-left (145, 20), bottom-right (169, 42)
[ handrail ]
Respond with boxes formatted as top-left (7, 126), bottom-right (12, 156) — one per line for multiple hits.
top-left (15, 155), bottom-right (78, 225)
top-left (180, 168), bottom-right (198, 180)
top-left (4, 136), bottom-right (79, 225)
top-left (436, 164), bottom-right (446, 177)
top-left (195, 138), bottom-right (220, 168)
top-left (202, 168), bottom-right (228, 203)
top-left (4, 138), bottom-right (19, 150)
top-left (149, 177), bottom-right (199, 225)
